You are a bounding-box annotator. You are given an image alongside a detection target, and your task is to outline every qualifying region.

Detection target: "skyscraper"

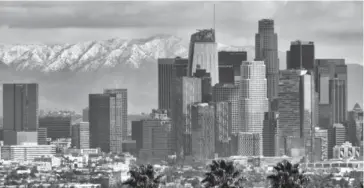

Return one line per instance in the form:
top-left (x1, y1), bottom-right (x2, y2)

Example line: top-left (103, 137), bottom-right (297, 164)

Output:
top-left (82, 107), bottom-right (89, 122)
top-left (277, 70), bottom-right (315, 157)
top-left (158, 57), bottom-right (188, 110)
top-left (263, 111), bottom-right (278, 157)
top-left (171, 77), bottom-right (201, 159)
top-left (193, 68), bottom-right (212, 103)
top-left (214, 101), bottom-right (232, 157)
top-left (188, 29), bottom-right (219, 85)
top-left (240, 61), bottom-right (269, 155)
top-left (71, 122), bottom-right (90, 149)
top-left (104, 89), bottom-right (128, 141)
top-left (89, 93), bottom-right (122, 153)
top-left (218, 51), bottom-right (247, 84)
top-left (329, 78), bottom-right (347, 124)
top-left (191, 103), bottom-right (215, 161)
top-left (286, 40), bottom-right (315, 70)
top-left (255, 19), bottom-right (279, 100)
top-left (39, 115), bottom-right (71, 140)
top-left (328, 123), bottom-right (346, 159)
top-left (3, 83), bottom-right (39, 132)
top-left (212, 84), bottom-right (240, 134)
top-left (237, 132), bottom-right (260, 156)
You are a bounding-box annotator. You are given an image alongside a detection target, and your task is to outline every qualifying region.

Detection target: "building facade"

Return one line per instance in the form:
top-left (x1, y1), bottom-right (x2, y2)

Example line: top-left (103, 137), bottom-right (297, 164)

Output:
top-left (263, 111), bottom-right (278, 157)
top-left (191, 103), bottom-right (215, 161)
top-left (333, 141), bottom-right (361, 160)
top-left (218, 51), bottom-right (247, 84)
top-left (72, 122), bottom-right (90, 149)
top-left (240, 61), bottom-right (268, 155)
top-left (37, 127), bottom-right (47, 145)
top-left (1, 144), bottom-right (56, 161)
top-left (188, 29), bottom-right (219, 85)
top-left (89, 94), bottom-right (122, 153)
top-left (214, 101), bottom-right (232, 157)
top-left (328, 123), bottom-right (346, 159)
top-left (286, 40), bottom-right (315, 71)
top-left (237, 132), bottom-right (260, 156)
top-left (172, 77), bottom-right (202, 159)
top-left (39, 116), bottom-right (71, 140)
top-left (212, 84), bottom-right (240, 134)
top-left (329, 78), bottom-right (347, 124)
top-left (314, 127), bottom-right (328, 161)
top-left (103, 89), bottom-right (127, 141)
top-left (82, 107), bottom-right (89, 122)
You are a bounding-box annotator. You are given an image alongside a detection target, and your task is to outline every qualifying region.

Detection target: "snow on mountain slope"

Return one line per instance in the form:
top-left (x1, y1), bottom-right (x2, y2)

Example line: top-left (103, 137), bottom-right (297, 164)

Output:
top-left (0, 34), bottom-right (247, 72)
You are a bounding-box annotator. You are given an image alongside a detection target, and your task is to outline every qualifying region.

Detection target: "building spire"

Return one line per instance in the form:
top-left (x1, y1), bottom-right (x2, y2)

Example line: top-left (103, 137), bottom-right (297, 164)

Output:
top-left (213, 3), bottom-right (216, 32)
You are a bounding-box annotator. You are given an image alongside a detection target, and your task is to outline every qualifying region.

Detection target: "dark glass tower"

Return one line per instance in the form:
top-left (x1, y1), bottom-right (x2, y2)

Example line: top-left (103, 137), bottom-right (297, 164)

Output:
top-left (218, 51), bottom-right (247, 84)
top-left (286, 40), bottom-right (315, 71)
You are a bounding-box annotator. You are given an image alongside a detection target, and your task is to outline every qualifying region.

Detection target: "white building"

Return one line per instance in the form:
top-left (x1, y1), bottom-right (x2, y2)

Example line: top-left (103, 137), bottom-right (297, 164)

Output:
top-left (1, 143), bottom-right (56, 161)
top-left (333, 141), bottom-right (361, 160)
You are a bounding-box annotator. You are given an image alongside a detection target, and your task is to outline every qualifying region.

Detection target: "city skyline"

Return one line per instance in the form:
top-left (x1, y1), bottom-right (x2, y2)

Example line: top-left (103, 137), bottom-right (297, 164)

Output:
top-left (0, 1), bottom-right (362, 65)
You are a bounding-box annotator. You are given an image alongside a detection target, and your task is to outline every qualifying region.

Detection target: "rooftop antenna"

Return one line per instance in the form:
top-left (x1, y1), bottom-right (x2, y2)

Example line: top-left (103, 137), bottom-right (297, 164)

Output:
top-left (213, 3), bottom-right (216, 31)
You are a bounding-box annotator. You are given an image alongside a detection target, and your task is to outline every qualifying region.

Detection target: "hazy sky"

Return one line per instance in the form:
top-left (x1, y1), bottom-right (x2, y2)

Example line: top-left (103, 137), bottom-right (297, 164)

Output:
top-left (0, 1), bottom-right (363, 64)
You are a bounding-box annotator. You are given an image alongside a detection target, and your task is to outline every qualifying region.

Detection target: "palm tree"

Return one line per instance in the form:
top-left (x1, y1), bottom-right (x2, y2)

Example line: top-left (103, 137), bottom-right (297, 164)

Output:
top-left (306, 173), bottom-right (334, 188)
top-left (122, 164), bottom-right (164, 188)
top-left (267, 160), bottom-right (309, 188)
top-left (201, 159), bottom-right (245, 188)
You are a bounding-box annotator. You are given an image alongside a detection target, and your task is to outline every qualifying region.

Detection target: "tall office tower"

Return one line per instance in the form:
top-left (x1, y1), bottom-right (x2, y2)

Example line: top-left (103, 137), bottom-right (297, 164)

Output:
top-left (158, 57), bottom-right (188, 110)
top-left (347, 103), bottom-right (363, 146)
top-left (171, 77), bottom-right (201, 159)
top-left (37, 127), bottom-right (47, 145)
top-left (71, 122), bottom-right (90, 149)
top-left (314, 59), bottom-right (347, 128)
top-left (139, 110), bottom-right (173, 162)
top-left (237, 132), bottom-right (260, 156)
top-left (328, 123), bottom-right (346, 159)
top-left (89, 93), bottom-right (122, 153)
top-left (240, 61), bottom-right (268, 155)
top-left (214, 101), bottom-right (232, 157)
top-left (3, 84), bottom-right (39, 144)
top-left (39, 115), bottom-right (71, 140)
top-left (158, 58), bottom-right (175, 110)
top-left (278, 70), bottom-right (316, 158)
top-left (218, 51), bottom-right (247, 84)
top-left (314, 127), bottom-right (328, 161)
top-left (191, 103), bottom-right (215, 161)
top-left (193, 68), bottom-right (212, 103)
top-left (329, 78), bottom-right (347, 124)
top-left (188, 29), bottom-right (219, 85)
top-left (286, 40), bottom-right (315, 70)
top-left (103, 89), bottom-right (127, 141)
top-left (82, 107), bottom-right (89, 122)
top-left (255, 19), bottom-right (279, 100)
top-left (212, 84), bottom-right (240, 133)
top-left (263, 111), bottom-right (278, 157)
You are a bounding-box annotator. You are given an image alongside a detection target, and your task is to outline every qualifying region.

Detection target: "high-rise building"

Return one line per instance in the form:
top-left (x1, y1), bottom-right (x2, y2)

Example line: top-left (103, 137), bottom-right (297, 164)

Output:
top-left (131, 120), bottom-right (143, 154)
top-left (194, 68), bottom-right (212, 103)
top-left (255, 19), bottom-right (279, 100)
top-left (71, 122), bottom-right (90, 149)
top-left (240, 61), bottom-right (268, 155)
top-left (103, 89), bottom-right (128, 141)
top-left (188, 29), bottom-right (219, 85)
top-left (314, 127), bottom-right (328, 161)
top-left (37, 127), bottom-right (47, 145)
top-left (172, 77), bottom-right (201, 159)
top-left (329, 78), bottom-right (347, 124)
top-left (3, 83), bottom-right (39, 145)
top-left (212, 84), bottom-right (240, 134)
top-left (286, 40), bottom-right (315, 71)
top-left (263, 111), bottom-right (278, 157)
top-left (82, 107), bottom-right (89, 122)
top-left (277, 70), bottom-right (316, 158)
top-left (328, 123), bottom-right (346, 159)
top-left (39, 115), bottom-right (71, 140)
top-left (139, 110), bottom-right (173, 162)
top-left (158, 57), bottom-right (188, 110)
top-left (89, 93), bottom-right (122, 153)
top-left (237, 132), bottom-right (260, 156)
top-left (218, 51), bottom-right (247, 84)
top-left (347, 103), bottom-right (363, 146)
top-left (191, 103), bottom-right (215, 161)
top-left (214, 101), bottom-right (232, 157)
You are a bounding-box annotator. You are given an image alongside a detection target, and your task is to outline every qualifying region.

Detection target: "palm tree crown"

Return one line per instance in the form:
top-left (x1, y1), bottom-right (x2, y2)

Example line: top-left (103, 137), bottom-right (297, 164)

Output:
top-left (267, 160), bottom-right (308, 188)
top-left (201, 159), bottom-right (244, 188)
top-left (123, 164), bottom-right (164, 188)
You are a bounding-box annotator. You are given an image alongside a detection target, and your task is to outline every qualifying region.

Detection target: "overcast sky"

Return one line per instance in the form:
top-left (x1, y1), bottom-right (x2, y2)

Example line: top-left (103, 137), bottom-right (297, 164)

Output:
top-left (0, 1), bottom-right (362, 64)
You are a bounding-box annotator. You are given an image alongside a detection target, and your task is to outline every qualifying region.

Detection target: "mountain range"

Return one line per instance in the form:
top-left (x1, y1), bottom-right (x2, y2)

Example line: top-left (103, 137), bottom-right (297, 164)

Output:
top-left (0, 34), bottom-right (362, 114)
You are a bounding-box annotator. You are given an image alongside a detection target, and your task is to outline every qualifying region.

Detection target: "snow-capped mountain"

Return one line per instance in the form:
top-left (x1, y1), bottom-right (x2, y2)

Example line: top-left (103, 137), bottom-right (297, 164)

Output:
top-left (0, 34), bottom-right (251, 72)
